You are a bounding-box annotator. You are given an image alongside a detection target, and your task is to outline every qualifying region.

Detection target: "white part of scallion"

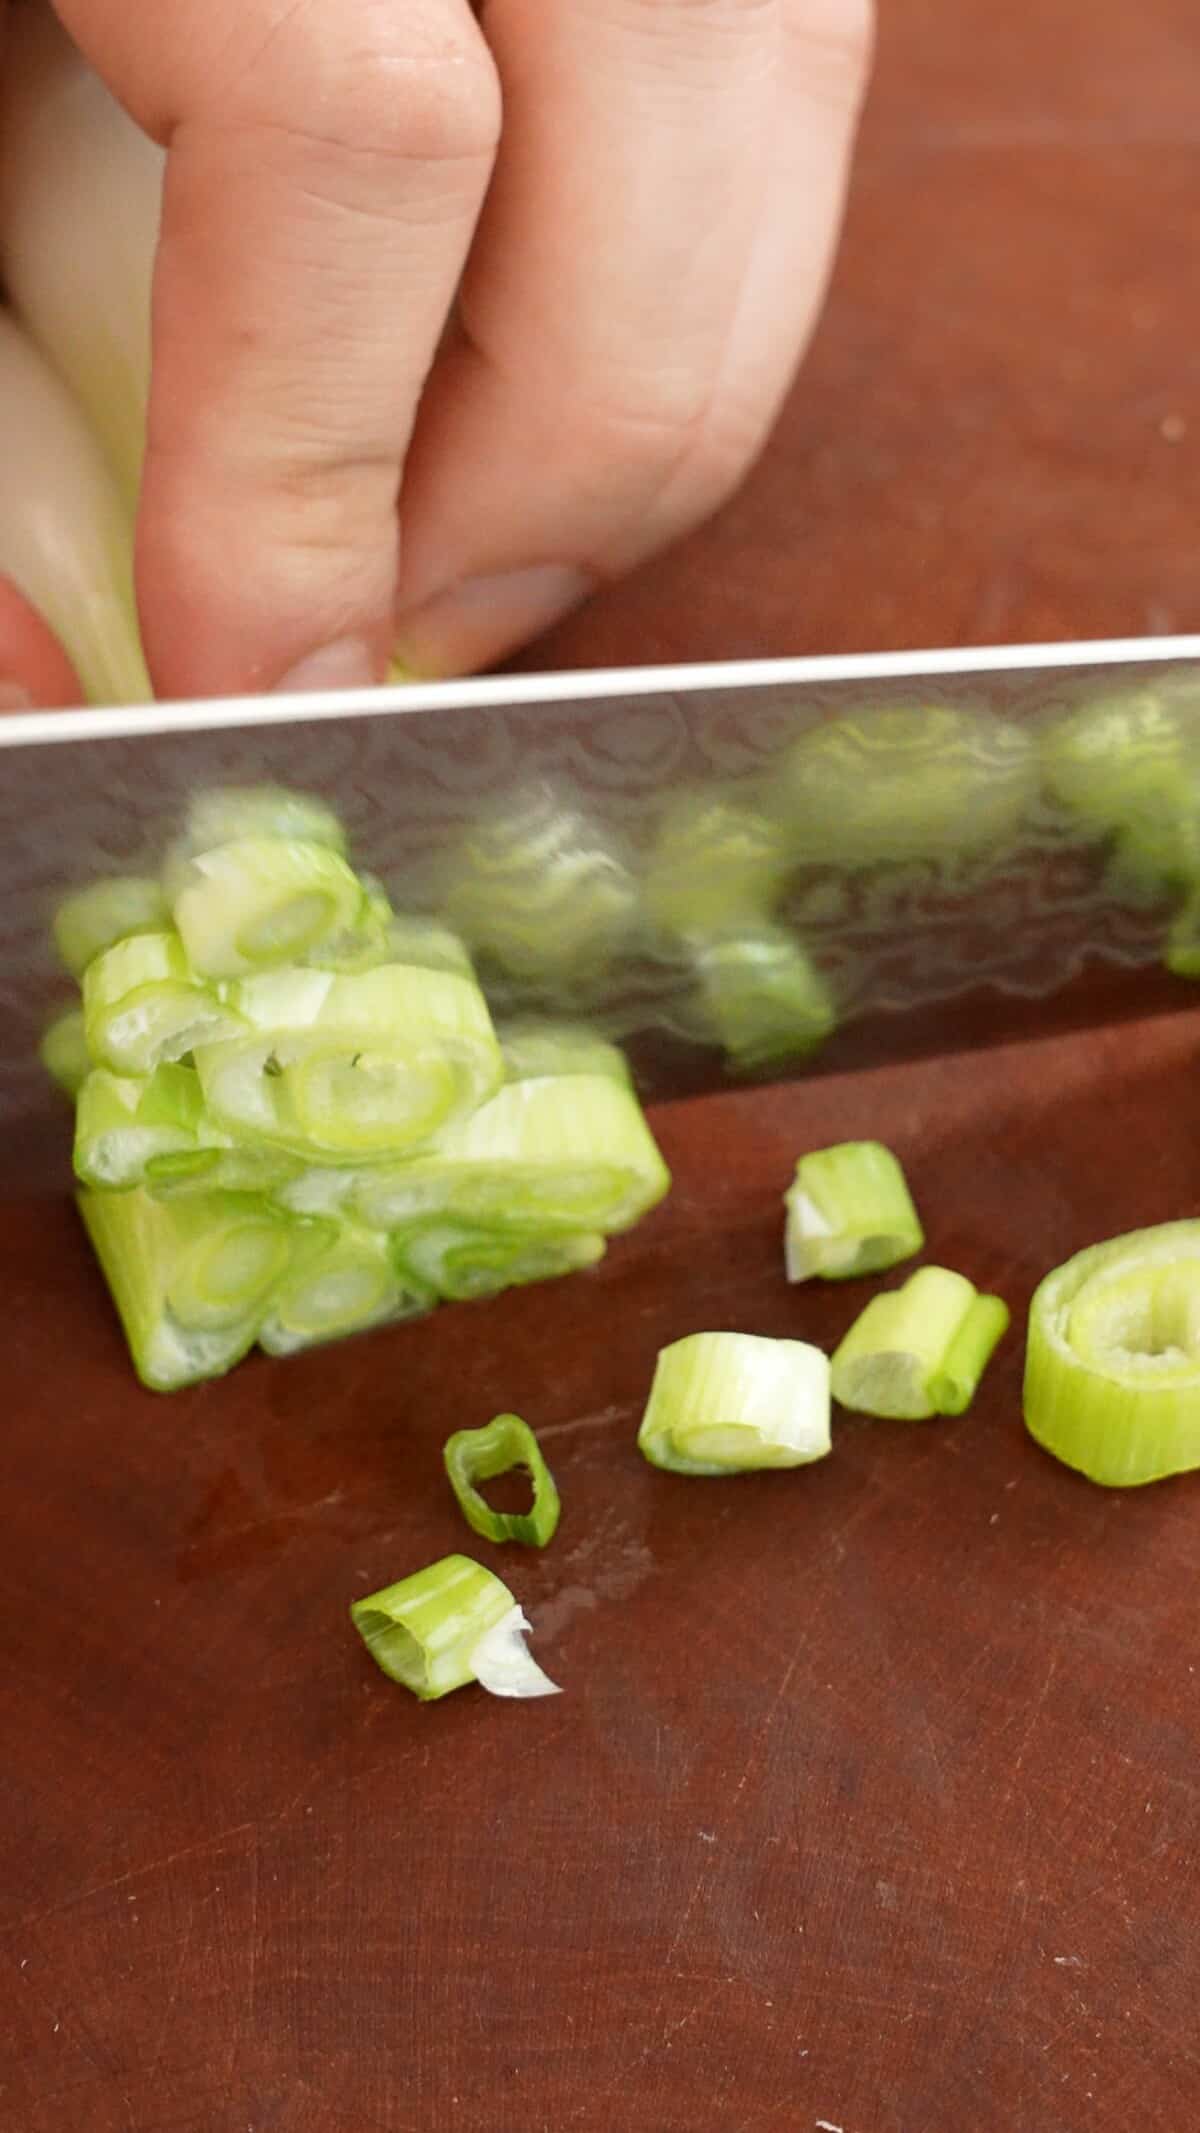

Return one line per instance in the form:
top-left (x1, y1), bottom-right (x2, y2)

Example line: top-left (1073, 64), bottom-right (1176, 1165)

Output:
top-left (0, 7), bottom-right (160, 515)
top-left (470, 1607), bottom-right (561, 1699)
top-left (638, 1331), bottom-right (832, 1475)
top-left (0, 312), bottom-right (149, 705)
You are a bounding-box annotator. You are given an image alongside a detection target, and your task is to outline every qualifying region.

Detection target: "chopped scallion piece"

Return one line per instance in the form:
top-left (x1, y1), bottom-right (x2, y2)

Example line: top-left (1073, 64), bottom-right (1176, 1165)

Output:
top-left (354, 1073), bottom-right (668, 1236)
top-left (162, 786), bottom-right (348, 902)
top-left (642, 788), bottom-right (790, 938)
top-left (259, 1221), bottom-right (429, 1356)
top-left (39, 1006), bottom-right (90, 1097)
top-left (687, 924), bottom-right (836, 1072)
top-left (78, 1186), bottom-right (311, 1391)
top-left (52, 875), bottom-right (168, 978)
top-left (831, 1265), bottom-right (1009, 1420)
top-left (443, 1414), bottom-right (561, 1547)
top-left (170, 837), bottom-right (372, 980)
top-left (194, 962), bottom-right (502, 1159)
top-left (1024, 1222), bottom-right (1200, 1485)
top-left (785, 1140), bottom-right (923, 1282)
top-left (82, 930), bottom-right (245, 1075)
top-left (391, 1218), bottom-right (605, 1303)
top-left (638, 1331), bottom-right (831, 1475)
top-left (350, 1554), bottom-right (559, 1701)
top-left (500, 1020), bottom-right (633, 1088)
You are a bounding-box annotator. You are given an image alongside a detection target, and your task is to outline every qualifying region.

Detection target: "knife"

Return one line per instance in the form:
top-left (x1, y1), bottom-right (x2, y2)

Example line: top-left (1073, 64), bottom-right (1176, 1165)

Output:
top-left (4, 634), bottom-right (1199, 1198)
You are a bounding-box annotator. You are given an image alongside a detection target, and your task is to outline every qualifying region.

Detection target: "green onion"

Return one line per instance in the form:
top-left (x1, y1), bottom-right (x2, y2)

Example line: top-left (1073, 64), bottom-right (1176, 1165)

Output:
top-left (0, 310), bottom-right (148, 705)
top-left (170, 836), bottom-right (373, 980)
top-left (1024, 1222), bottom-right (1200, 1485)
top-left (687, 924), bottom-right (837, 1072)
top-left (442, 785), bottom-right (637, 990)
top-left (638, 1331), bottom-right (831, 1475)
top-left (499, 1020), bottom-right (633, 1088)
top-left (785, 1141), bottom-right (923, 1282)
top-left (443, 1414), bottom-right (561, 1547)
top-left (259, 1222), bottom-right (429, 1356)
top-left (391, 1219), bottom-right (605, 1303)
top-left (194, 961), bottom-right (502, 1159)
top-left (0, 7), bottom-right (159, 515)
top-left (641, 788), bottom-right (790, 939)
top-left (162, 785), bottom-right (348, 900)
top-left (82, 930), bottom-right (245, 1075)
top-left (52, 875), bottom-right (168, 979)
top-left (73, 1062), bottom-right (296, 1195)
top-left (832, 1266), bottom-right (1010, 1420)
top-left (78, 1186), bottom-right (309, 1391)
top-left (382, 915), bottom-right (475, 980)
top-left (39, 1007), bottom-right (90, 1098)
top-left (350, 1554), bottom-right (559, 1700)
top-left (354, 1073), bottom-right (669, 1236)
top-left (778, 705), bottom-right (1033, 872)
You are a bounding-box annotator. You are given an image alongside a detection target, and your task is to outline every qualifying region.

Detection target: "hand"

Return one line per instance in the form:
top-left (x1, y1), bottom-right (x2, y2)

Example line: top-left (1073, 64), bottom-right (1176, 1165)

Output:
top-left (0, 0), bottom-right (873, 708)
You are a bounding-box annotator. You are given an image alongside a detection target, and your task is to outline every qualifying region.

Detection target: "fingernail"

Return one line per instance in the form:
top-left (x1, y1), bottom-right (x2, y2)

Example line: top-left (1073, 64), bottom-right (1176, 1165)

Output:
top-left (394, 566), bottom-right (594, 677)
top-left (0, 681), bottom-right (33, 712)
top-left (273, 638), bottom-right (379, 694)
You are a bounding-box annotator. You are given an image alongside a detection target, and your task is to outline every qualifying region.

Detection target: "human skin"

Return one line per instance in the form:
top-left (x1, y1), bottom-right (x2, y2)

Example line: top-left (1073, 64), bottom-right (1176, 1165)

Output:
top-left (0, 0), bottom-right (874, 707)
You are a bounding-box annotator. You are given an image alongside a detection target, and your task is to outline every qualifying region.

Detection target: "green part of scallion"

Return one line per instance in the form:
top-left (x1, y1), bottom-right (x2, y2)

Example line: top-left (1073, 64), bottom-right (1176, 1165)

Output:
top-left (641, 788), bottom-right (791, 940)
top-left (638, 1330), bottom-right (832, 1475)
top-left (163, 787), bottom-right (347, 896)
top-left (39, 1006), bottom-right (91, 1098)
top-left (74, 1062), bottom-right (299, 1195)
top-left (442, 786), bottom-right (637, 990)
top-left (831, 1265), bottom-right (1010, 1420)
top-left (778, 704), bottom-right (1034, 873)
top-left (688, 924), bottom-right (837, 1072)
top-left (391, 1218), bottom-right (605, 1304)
top-left (1024, 1222), bottom-right (1200, 1486)
top-left (170, 836), bottom-right (372, 981)
top-left (354, 1073), bottom-right (668, 1237)
top-left (82, 930), bottom-right (245, 1076)
top-left (1039, 684), bottom-right (1200, 881)
top-left (52, 874), bottom-right (168, 978)
top-left (193, 961), bottom-right (503, 1161)
top-left (382, 914), bottom-right (475, 980)
top-left (259, 1221), bottom-right (430, 1357)
top-left (78, 1185), bottom-right (316, 1392)
top-left (443, 1414), bottom-right (561, 1548)
top-left (350, 1554), bottom-right (559, 1701)
top-left (785, 1140), bottom-right (924, 1283)
top-left (500, 1020), bottom-right (633, 1089)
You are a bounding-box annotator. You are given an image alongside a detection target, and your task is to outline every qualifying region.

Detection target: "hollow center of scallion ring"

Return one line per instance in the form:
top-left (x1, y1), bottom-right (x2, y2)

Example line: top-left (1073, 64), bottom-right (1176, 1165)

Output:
top-left (1068, 1260), bottom-right (1200, 1372)
top-left (172, 1224), bottom-right (292, 1328)
top-left (356, 1614), bottom-right (427, 1694)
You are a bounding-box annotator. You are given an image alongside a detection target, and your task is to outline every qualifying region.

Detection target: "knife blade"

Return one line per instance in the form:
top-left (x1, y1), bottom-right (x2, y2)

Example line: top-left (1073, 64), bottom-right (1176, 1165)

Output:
top-left (4, 635), bottom-right (1199, 1197)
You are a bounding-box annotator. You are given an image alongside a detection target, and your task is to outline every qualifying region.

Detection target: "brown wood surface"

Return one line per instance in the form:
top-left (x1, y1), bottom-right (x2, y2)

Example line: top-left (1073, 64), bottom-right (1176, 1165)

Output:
top-left (6, 3), bottom-right (1200, 2129)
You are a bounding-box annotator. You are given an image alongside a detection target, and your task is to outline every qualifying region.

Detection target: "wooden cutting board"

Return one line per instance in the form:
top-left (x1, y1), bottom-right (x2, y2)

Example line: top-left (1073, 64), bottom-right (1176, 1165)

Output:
top-left (5, 0), bottom-right (1200, 2127)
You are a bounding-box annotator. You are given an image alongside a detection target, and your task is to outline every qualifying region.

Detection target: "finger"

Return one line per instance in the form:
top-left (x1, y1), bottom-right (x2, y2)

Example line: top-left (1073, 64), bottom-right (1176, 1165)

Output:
top-left (0, 576), bottom-right (84, 708)
top-left (393, 0), bottom-right (873, 676)
top-left (56, 0), bottom-right (500, 699)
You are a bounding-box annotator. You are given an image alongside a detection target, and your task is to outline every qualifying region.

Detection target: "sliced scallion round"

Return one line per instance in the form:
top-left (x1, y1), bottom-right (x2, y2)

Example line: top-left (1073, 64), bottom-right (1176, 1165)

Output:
top-left (443, 1414), bottom-right (561, 1547)
top-left (1025, 1222), bottom-right (1200, 1485)
top-left (82, 931), bottom-right (245, 1075)
top-left (39, 1006), bottom-right (91, 1098)
top-left (171, 837), bottom-right (371, 980)
top-left (638, 1331), bottom-right (831, 1475)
